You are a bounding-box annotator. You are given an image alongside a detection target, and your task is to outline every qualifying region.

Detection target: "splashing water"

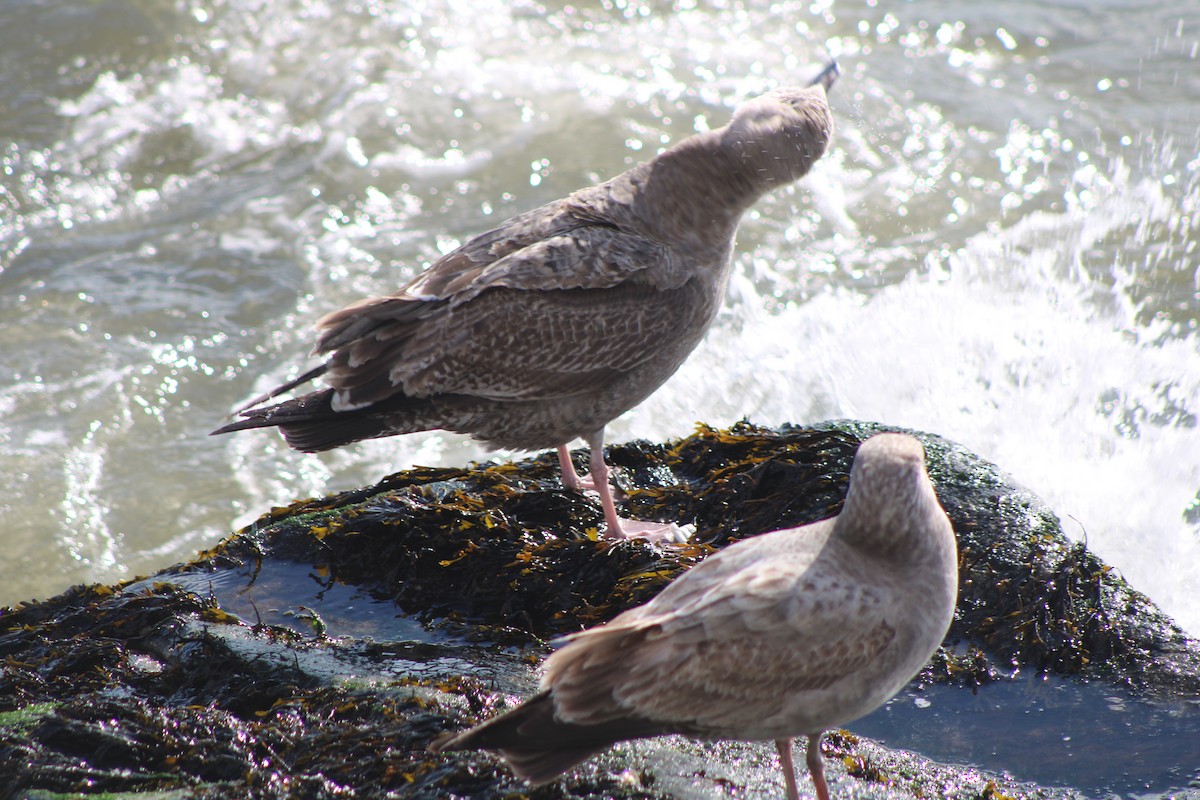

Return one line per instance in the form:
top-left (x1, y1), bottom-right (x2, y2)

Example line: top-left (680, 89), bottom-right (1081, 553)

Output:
top-left (1, 0), bottom-right (1198, 639)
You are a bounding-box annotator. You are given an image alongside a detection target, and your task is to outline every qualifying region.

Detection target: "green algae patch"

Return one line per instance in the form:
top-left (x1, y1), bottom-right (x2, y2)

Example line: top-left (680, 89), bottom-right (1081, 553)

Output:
top-left (20, 792), bottom-right (194, 800)
top-left (0, 702), bottom-right (59, 734)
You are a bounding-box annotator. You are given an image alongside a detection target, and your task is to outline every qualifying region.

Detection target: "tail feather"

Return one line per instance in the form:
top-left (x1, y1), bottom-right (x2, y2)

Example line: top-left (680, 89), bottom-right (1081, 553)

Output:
top-left (232, 363), bottom-right (329, 415)
top-left (500, 744), bottom-right (610, 786)
top-left (211, 385), bottom-right (443, 453)
top-left (430, 691), bottom-right (669, 785)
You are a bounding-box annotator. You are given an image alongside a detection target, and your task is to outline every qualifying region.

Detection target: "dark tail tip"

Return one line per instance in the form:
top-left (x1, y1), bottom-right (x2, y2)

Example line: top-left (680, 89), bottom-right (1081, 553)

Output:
top-left (209, 416), bottom-right (266, 437)
top-left (428, 730), bottom-right (462, 754)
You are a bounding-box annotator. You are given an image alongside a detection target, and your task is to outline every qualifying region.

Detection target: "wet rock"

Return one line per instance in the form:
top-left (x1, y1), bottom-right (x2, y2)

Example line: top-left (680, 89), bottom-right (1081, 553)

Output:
top-left (1, 421), bottom-right (1198, 799)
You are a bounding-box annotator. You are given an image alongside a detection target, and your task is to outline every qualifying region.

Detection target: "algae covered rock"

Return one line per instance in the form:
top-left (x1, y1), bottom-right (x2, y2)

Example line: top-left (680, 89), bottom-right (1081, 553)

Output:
top-left (1, 422), bottom-right (1198, 799)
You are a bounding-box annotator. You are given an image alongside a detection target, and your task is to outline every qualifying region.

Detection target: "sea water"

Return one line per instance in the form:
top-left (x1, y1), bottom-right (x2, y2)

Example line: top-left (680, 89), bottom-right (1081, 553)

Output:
top-left (1, 1), bottom-right (1198, 644)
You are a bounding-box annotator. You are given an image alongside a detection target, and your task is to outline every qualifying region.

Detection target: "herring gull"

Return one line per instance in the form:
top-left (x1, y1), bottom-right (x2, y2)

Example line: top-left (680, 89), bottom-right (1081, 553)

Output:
top-left (212, 63), bottom-right (839, 541)
top-left (430, 432), bottom-right (959, 800)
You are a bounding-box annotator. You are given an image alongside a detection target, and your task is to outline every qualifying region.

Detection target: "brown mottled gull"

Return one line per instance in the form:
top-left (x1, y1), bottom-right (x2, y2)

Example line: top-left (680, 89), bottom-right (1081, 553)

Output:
top-left (211, 63), bottom-right (839, 541)
top-left (430, 433), bottom-right (959, 800)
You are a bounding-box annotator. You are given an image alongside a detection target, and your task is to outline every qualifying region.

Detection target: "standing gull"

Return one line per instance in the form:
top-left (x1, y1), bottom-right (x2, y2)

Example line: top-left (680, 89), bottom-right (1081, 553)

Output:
top-left (430, 433), bottom-right (959, 800)
top-left (211, 63), bottom-right (839, 541)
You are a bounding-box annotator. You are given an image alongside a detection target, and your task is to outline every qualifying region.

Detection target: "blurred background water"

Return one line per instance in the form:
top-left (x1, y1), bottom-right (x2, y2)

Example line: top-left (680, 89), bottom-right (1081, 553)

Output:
top-left (1, 0), bottom-right (1197, 647)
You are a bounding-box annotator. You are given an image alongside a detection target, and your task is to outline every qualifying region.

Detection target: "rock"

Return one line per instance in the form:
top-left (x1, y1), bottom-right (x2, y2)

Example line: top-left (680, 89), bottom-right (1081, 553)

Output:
top-left (1, 421), bottom-right (1197, 799)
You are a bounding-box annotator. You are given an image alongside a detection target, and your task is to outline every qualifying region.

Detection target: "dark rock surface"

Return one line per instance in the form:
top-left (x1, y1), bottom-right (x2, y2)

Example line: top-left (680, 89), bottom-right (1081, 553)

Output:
top-left (2, 421), bottom-right (1198, 799)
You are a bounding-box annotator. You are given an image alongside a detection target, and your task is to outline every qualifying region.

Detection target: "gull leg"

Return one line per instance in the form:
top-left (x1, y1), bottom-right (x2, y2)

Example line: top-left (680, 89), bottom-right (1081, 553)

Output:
top-left (806, 732), bottom-right (829, 800)
top-left (558, 443), bottom-right (619, 496)
top-left (557, 444), bottom-right (584, 491)
top-left (775, 738), bottom-right (801, 800)
top-left (583, 430), bottom-right (688, 543)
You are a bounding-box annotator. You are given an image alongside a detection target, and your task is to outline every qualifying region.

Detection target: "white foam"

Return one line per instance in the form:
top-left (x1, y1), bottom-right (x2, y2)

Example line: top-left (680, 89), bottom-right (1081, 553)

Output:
top-left (619, 202), bottom-right (1200, 636)
top-left (6, 0), bottom-right (1198, 644)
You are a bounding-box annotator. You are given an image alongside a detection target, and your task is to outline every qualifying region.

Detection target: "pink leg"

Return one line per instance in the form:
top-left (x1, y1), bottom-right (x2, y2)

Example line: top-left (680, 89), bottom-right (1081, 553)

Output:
top-left (583, 430), bottom-right (688, 543)
top-left (806, 732), bottom-right (829, 800)
top-left (557, 444), bottom-right (584, 491)
top-left (557, 443), bottom-right (613, 495)
top-left (776, 738), bottom-right (801, 800)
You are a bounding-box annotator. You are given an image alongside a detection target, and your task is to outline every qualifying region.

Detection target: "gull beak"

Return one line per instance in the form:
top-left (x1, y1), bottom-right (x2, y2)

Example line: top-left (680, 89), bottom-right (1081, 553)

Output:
top-left (809, 59), bottom-right (841, 91)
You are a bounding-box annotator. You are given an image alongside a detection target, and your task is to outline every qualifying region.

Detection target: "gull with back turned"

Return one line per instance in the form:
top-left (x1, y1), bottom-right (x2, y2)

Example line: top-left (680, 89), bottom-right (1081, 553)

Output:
top-left (212, 63), bottom-right (839, 541)
top-left (431, 432), bottom-right (959, 800)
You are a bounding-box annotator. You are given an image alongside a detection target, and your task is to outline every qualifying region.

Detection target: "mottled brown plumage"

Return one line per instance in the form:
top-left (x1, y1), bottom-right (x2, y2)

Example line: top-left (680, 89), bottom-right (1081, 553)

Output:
top-left (431, 433), bottom-right (959, 800)
top-left (212, 65), bottom-right (838, 539)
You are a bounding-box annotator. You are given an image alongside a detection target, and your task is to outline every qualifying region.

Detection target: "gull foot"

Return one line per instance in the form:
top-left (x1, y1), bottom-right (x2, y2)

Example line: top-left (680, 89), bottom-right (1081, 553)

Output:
top-left (571, 474), bottom-right (629, 501)
top-left (602, 518), bottom-right (694, 544)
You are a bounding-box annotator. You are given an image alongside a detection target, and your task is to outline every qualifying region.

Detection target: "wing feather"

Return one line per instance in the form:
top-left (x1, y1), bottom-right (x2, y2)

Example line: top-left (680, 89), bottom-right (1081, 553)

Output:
top-left (544, 530), bottom-right (898, 734)
top-left (311, 230), bottom-right (701, 408)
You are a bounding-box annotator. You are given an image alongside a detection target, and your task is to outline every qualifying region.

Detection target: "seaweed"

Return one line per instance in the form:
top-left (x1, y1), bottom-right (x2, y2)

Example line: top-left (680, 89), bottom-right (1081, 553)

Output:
top-left (1, 422), bottom-right (1197, 799)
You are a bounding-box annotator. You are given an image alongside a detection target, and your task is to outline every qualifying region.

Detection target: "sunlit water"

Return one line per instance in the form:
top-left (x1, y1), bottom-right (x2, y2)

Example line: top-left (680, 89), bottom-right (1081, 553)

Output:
top-left (2, 0), bottom-right (1198, 658)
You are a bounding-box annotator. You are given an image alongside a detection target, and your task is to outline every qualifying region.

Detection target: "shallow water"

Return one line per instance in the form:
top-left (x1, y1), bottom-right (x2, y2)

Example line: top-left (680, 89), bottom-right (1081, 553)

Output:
top-left (126, 561), bottom-right (438, 641)
top-left (1, 0), bottom-right (1198, 649)
top-left (859, 676), bottom-right (1200, 796)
